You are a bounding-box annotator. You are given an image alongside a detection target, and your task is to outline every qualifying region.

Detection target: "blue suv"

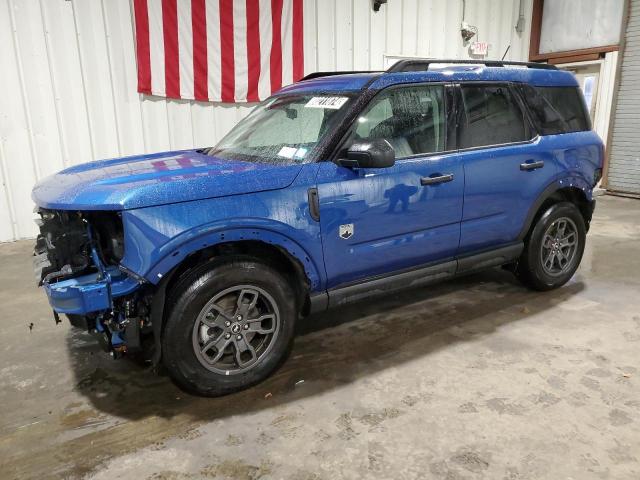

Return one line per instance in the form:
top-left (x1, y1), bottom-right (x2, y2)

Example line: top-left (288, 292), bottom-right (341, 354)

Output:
top-left (32, 60), bottom-right (603, 396)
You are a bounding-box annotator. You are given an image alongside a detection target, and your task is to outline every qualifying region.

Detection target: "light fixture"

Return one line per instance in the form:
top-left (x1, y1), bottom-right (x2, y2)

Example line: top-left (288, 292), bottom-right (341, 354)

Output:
top-left (373, 0), bottom-right (387, 12)
top-left (461, 21), bottom-right (478, 43)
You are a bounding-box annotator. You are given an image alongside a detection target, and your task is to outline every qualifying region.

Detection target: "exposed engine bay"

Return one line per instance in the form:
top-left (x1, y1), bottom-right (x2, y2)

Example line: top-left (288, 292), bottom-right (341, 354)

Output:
top-left (34, 209), bottom-right (152, 359)
top-left (34, 209), bottom-right (125, 284)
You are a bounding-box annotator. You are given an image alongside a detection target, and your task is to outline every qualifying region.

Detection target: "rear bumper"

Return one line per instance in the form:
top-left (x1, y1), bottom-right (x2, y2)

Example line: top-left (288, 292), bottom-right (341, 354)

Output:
top-left (43, 267), bottom-right (139, 315)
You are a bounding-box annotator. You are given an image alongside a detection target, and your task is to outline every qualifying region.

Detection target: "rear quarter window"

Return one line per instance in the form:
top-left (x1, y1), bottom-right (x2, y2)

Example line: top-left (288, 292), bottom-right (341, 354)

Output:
top-left (519, 85), bottom-right (591, 135)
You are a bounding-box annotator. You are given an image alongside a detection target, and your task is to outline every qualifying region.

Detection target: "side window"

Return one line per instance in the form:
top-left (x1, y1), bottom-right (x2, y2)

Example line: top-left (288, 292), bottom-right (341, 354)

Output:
top-left (519, 85), bottom-right (591, 135)
top-left (349, 85), bottom-right (446, 159)
top-left (459, 85), bottom-right (532, 149)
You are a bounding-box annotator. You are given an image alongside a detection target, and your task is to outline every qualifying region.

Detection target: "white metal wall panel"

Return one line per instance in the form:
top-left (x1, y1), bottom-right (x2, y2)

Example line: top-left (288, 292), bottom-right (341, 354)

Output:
top-left (0, 0), bottom-right (41, 240)
top-left (608, 0), bottom-right (640, 194)
top-left (0, 0), bottom-right (533, 241)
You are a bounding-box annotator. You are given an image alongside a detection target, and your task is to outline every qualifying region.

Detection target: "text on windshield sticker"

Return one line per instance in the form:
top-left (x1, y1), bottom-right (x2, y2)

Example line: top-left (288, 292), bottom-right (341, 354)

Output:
top-left (305, 96), bottom-right (349, 109)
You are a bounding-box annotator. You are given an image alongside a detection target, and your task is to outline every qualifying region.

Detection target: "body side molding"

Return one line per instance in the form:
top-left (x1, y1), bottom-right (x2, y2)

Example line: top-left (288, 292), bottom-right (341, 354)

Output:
top-left (316, 242), bottom-right (523, 312)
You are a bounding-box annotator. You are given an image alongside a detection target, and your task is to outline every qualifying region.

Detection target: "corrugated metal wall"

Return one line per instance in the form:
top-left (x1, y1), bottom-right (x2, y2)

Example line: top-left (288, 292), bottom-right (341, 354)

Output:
top-left (607, 0), bottom-right (640, 194)
top-left (0, 0), bottom-right (532, 241)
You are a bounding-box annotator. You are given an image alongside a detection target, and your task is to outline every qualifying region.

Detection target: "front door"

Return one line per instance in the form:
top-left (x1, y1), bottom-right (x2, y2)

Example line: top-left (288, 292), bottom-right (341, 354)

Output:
top-left (316, 83), bottom-right (464, 290)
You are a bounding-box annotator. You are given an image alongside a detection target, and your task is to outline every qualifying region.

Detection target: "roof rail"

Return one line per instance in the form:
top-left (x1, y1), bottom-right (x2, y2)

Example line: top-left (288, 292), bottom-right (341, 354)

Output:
top-left (386, 59), bottom-right (557, 73)
top-left (299, 60), bottom-right (555, 82)
top-left (301, 70), bottom-right (381, 81)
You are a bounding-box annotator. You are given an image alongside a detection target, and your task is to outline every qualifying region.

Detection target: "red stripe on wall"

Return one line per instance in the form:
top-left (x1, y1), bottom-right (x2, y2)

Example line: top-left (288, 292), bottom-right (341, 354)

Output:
top-left (162, 0), bottom-right (180, 98)
top-left (133, 0), bottom-right (152, 94)
top-left (246, 0), bottom-right (261, 102)
top-left (219, 0), bottom-right (235, 102)
top-left (192, 0), bottom-right (208, 100)
top-left (270, 0), bottom-right (283, 93)
top-left (292, 0), bottom-right (304, 81)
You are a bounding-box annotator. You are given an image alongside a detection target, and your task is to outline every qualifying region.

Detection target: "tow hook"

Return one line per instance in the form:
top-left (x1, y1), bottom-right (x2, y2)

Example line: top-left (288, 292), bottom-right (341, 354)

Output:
top-left (94, 310), bottom-right (142, 358)
top-left (95, 313), bottom-right (126, 357)
top-left (95, 327), bottom-right (128, 359)
top-left (110, 328), bottom-right (127, 359)
top-left (111, 345), bottom-right (127, 359)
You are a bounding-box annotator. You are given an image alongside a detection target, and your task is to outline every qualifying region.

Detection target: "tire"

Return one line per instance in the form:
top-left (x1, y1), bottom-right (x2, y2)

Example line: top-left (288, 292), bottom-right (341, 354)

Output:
top-left (162, 256), bottom-right (297, 397)
top-left (516, 202), bottom-right (586, 291)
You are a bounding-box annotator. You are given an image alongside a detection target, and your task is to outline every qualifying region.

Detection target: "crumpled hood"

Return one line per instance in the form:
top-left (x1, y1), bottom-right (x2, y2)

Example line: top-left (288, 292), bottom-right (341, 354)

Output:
top-left (32, 150), bottom-right (303, 210)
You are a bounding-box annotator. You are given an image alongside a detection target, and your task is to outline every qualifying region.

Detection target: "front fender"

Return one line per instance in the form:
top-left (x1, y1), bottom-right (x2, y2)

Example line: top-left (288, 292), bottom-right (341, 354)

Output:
top-left (121, 210), bottom-right (324, 291)
top-left (156, 224), bottom-right (322, 290)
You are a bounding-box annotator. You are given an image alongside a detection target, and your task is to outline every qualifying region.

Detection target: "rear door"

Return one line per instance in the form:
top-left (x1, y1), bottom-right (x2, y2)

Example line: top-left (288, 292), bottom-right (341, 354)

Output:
top-left (456, 83), bottom-right (557, 254)
top-left (316, 83), bottom-right (464, 289)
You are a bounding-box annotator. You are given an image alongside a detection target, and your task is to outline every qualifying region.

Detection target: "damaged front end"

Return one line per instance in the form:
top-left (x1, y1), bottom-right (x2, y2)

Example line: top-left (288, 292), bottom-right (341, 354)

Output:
top-left (34, 209), bottom-right (150, 358)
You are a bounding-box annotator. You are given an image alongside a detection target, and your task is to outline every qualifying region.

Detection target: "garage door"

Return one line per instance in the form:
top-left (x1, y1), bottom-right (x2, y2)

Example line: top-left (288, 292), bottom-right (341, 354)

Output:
top-left (608, 0), bottom-right (640, 194)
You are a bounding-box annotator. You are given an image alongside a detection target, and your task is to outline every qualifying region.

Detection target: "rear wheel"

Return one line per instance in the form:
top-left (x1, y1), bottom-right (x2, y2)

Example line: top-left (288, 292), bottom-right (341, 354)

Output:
top-left (162, 256), bottom-right (296, 396)
top-left (517, 202), bottom-right (586, 291)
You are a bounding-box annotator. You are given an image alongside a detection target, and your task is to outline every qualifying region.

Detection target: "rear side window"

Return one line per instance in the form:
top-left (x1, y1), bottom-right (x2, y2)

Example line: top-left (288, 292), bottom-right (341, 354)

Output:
top-left (519, 85), bottom-right (591, 135)
top-left (459, 85), bottom-right (532, 149)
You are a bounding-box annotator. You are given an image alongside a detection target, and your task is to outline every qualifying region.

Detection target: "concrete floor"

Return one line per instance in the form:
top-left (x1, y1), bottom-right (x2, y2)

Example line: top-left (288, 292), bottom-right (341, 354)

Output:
top-left (0, 195), bottom-right (639, 480)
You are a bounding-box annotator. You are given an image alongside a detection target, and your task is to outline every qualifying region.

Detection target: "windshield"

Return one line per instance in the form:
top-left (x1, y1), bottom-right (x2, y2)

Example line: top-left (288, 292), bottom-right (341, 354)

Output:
top-left (208, 94), bottom-right (353, 165)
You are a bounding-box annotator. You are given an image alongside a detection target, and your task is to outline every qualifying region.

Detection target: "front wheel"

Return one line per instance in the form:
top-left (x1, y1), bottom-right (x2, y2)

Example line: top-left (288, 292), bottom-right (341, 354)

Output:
top-left (517, 202), bottom-right (586, 291)
top-left (162, 256), bottom-right (296, 396)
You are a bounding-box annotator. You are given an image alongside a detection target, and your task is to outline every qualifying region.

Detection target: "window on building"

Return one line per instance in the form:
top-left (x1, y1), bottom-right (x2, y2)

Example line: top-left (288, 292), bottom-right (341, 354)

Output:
top-left (459, 85), bottom-right (532, 149)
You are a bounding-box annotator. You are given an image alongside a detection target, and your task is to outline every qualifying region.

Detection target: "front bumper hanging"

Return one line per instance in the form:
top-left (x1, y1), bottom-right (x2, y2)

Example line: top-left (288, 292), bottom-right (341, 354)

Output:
top-left (35, 221), bottom-right (140, 316)
top-left (43, 266), bottom-right (139, 315)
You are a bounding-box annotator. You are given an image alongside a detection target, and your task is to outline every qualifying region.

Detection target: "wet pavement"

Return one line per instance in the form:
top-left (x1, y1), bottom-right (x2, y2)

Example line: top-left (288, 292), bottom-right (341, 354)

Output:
top-left (0, 195), bottom-right (639, 479)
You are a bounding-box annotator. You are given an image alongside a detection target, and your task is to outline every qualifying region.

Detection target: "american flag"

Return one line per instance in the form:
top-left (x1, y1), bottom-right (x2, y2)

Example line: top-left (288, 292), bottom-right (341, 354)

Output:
top-left (133, 0), bottom-right (304, 103)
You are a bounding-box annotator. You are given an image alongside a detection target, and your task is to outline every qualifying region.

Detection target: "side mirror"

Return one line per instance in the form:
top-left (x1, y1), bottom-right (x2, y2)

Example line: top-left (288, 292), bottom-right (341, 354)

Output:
top-left (338, 139), bottom-right (395, 169)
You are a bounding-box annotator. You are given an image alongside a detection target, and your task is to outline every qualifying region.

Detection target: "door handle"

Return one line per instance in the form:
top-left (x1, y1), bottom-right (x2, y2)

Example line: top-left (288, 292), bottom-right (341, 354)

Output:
top-left (421, 173), bottom-right (454, 186)
top-left (520, 160), bottom-right (544, 171)
top-left (307, 188), bottom-right (320, 222)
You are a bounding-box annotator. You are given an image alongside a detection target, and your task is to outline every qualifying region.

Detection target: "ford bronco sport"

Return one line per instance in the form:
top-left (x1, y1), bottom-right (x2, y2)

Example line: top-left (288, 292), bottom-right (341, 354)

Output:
top-left (32, 60), bottom-right (603, 396)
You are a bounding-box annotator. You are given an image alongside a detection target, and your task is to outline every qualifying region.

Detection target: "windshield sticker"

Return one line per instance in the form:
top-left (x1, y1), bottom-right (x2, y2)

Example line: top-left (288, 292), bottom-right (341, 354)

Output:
top-left (278, 146), bottom-right (298, 158)
top-left (293, 147), bottom-right (308, 159)
top-left (305, 96), bottom-right (349, 109)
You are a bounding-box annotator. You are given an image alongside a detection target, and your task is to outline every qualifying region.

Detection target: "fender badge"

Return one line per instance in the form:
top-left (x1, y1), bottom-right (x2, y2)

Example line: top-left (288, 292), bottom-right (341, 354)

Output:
top-left (339, 224), bottom-right (354, 240)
